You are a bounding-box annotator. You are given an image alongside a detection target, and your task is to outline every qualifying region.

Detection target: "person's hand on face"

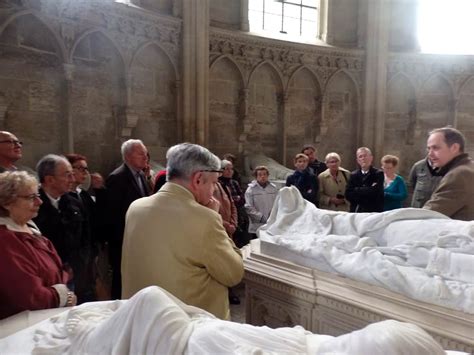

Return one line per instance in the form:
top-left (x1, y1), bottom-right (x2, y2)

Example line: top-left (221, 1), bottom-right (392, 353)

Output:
top-left (204, 196), bottom-right (220, 212)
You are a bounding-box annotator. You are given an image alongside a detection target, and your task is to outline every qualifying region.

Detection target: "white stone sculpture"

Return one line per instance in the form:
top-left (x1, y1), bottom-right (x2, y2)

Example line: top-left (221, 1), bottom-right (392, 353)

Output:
top-left (0, 286), bottom-right (448, 355)
top-left (243, 153), bottom-right (293, 186)
top-left (258, 186), bottom-right (474, 314)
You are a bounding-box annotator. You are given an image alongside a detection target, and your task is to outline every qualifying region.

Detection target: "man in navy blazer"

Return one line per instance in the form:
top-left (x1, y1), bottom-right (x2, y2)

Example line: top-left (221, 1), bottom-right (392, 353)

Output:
top-left (105, 139), bottom-right (150, 299)
top-left (345, 147), bottom-right (384, 213)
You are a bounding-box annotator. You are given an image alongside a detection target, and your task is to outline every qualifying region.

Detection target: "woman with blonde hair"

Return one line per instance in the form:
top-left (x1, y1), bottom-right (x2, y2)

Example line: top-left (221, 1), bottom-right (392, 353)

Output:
top-left (318, 152), bottom-right (351, 211)
top-left (0, 171), bottom-right (76, 319)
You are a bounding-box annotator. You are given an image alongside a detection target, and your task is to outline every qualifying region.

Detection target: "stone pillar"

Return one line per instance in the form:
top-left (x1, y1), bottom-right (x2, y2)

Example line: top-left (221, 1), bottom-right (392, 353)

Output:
top-left (281, 92), bottom-right (290, 166)
top-left (62, 64), bottom-right (75, 153)
top-left (240, 0), bottom-right (249, 32)
top-left (175, 80), bottom-right (183, 141)
top-left (238, 88), bottom-right (249, 155)
top-left (182, 0), bottom-right (209, 145)
top-left (361, 0), bottom-right (390, 158)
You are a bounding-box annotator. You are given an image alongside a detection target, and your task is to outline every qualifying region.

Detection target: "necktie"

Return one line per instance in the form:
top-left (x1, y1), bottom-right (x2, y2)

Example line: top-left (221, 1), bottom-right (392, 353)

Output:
top-left (136, 171), bottom-right (146, 196)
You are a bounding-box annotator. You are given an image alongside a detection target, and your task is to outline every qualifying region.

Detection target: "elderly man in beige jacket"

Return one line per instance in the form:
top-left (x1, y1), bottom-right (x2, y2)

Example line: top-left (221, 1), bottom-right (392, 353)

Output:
top-left (121, 143), bottom-right (244, 320)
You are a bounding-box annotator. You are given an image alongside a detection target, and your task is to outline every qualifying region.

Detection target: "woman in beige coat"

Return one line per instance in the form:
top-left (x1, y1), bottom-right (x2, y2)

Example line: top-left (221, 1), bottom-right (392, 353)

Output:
top-left (318, 152), bottom-right (351, 211)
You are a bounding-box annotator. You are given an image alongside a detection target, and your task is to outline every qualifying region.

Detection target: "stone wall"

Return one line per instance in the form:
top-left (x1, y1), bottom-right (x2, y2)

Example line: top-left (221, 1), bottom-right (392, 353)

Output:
top-left (0, 0), bottom-right (181, 174)
top-left (0, 0), bottom-right (473, 179)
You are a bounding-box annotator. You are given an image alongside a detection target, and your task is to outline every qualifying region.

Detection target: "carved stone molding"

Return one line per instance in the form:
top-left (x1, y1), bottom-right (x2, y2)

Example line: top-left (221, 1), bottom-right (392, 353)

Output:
top-left (210, 28), bottom-right (364, 89)
top-left (13, 0), bottom-right (182, 66)
top-left (388, 53), bottom-right (474, 93)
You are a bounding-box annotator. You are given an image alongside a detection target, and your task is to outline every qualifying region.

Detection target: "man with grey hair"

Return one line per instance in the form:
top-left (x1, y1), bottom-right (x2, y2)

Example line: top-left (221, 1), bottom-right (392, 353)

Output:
top-left (122, 143), bottom-right (244, 319)
top-left (0, 131), bottom-right (23, 173)
top-left (105, 139), bottom-right (150, 299)
top-left (345, 147), bottom-right (384, 212)
top-left (423, 127), bottom-right (474, 220)
top-left (33, 154), bottom-right (95, 303)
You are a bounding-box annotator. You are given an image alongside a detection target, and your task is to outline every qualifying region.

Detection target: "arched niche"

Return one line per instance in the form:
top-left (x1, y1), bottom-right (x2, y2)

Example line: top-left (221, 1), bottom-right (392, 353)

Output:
top-left (321, 70), bottom-right (359, 170)
top-left (71, 31), bottom-right (126, 173)
top-left (419, 75), bottom-right (454, 129)
top-left (247, 62), bottom-right (284, 162)
top-left (130, 43), bottom-right (177, 162)
top-left (286, 67), bottom-right (322, 160)
top-left (384, 73), bottom-right (417, 176)
top-left (457, 76), bottom-right (474, 156)
top-left (208, 56), bottom-right (244, 158)
top-left (0, 13), bottom-right (64, 168)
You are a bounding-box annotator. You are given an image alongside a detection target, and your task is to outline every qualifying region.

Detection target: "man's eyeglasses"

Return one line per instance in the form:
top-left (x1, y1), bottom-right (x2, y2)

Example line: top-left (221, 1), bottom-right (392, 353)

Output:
top-left (73, 166), bottom-right (89, 173)
top-left (17, 193), bottom-right (41, 201)
top-left (0, 140), bottom-right (23, 146)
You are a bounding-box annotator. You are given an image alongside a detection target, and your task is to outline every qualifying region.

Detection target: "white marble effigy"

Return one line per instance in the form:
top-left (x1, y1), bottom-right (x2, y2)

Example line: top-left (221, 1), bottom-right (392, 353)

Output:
top-left (243, 187), bottom-right (474, 352)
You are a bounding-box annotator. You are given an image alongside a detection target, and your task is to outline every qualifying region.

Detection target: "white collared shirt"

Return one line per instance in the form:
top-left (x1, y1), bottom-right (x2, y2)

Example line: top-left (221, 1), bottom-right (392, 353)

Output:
top-left (45, 191), bottom-right (61, 210)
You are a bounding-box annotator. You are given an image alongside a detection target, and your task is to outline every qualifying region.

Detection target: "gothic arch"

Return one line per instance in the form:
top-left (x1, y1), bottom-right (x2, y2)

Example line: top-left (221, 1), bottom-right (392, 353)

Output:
top-left (69, 28), bottom-right (125, 67)
top-left (210, 55), bottom-right (245, 88)
top-left (248, 61), bottom-right (284, 92)
top-left (0, 10), bottom-right (67, 61)
top-left (208, 55), bottom-right (246, 156)
top-left (285, 66), bottom-right (323, 158)
top-left (387, 72), bottom-right (417, 94)
top-left (131, 41), bottom-right (178, 80)
top-left (286, 65), bottom-right (322, 93)
top-left (458, 75), bottom-right (474, 97)
top-left (321, 69), bottom-right (360, 169)
top-left (129, 40), bottom-right (179, 150)
top-left (325, 69), bottom-right (361, 101)
top-left (420, 73), bottom-right (455, 97)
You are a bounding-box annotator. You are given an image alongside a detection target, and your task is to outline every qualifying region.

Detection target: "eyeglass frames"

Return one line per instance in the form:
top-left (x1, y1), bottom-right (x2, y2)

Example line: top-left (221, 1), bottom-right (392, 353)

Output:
top-left (17, 193), bottom-right (41, 201)
top-left (0, 139), bottom-right (23, 146)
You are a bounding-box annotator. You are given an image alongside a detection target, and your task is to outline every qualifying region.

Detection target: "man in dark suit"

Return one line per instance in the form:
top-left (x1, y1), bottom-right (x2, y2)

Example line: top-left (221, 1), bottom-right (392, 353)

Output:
top-left (105, 139), bottom-right (150, 299)
top-left (34, 154), bottom-right (95, 303)
top-left (345, 147), bottom-right (384, 212)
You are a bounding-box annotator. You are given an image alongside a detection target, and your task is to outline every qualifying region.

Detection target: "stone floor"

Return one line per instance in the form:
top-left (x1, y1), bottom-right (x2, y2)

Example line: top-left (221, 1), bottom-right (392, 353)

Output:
top-left (230, 282), bottom-right (246, 323)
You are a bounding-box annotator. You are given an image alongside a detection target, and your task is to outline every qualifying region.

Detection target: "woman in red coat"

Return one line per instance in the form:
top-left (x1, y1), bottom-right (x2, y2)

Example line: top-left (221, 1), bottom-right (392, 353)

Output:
top-left (0, 171), bottom-right (77, 320)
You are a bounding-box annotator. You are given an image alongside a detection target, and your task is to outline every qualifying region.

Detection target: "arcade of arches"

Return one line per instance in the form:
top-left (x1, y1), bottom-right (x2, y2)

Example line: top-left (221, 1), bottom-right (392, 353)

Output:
top-left (1, 0), bottom-right (473, 178)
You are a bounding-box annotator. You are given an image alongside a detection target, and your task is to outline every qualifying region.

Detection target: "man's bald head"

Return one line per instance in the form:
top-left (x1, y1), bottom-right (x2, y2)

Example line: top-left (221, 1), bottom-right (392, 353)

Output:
top-left (0, 131), bottom-right (22, 170)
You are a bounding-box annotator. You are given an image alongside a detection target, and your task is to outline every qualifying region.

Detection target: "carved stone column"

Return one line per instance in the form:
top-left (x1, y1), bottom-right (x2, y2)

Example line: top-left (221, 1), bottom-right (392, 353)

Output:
top-left (182, 0), bottom-right (209, 145)
top-left (280, 92), bottom-right (290, 166)
top-left (238, 88), bottom-right (250, 155)
top-left (174, 80), bottom-right (183, 141)
top-left (361, 0), bottom-right (390, 158)
top-left (240, 0), bottom-right (249, 32)
top-left (62, 64), bottom-right (75, 153)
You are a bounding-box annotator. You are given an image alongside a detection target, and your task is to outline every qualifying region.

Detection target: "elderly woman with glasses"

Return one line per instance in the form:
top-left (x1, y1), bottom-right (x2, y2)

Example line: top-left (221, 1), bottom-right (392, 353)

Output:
top-left (0, 171), bottom-right (76, 320)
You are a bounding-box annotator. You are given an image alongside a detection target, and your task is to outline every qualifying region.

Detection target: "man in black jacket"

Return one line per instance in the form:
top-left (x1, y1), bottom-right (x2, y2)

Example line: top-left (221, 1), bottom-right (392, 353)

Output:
top-left (105, 139), bottom-right (150, 299)
top-left (345, 147), bottom-right (384, 213)
top-left (34, 154), bottom-right (95, 303)
top-left (302, 144), bottom-right (327, 176)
